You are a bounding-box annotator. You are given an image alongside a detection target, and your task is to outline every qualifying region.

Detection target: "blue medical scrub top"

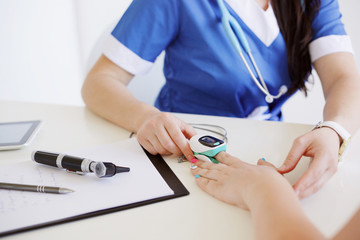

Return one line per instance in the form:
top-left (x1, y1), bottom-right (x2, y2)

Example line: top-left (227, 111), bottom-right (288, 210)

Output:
top-left (106, 0), bottom-right (348, 121)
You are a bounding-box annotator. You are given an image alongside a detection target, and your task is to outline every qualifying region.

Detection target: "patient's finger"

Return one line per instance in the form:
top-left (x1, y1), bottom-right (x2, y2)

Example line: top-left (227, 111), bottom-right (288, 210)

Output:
top-left (215, 151), bottom-right (244, 166)
top-left (191, 168), bottom-right (220, 181)
top-left (257, 158), bottom-right (277, 169)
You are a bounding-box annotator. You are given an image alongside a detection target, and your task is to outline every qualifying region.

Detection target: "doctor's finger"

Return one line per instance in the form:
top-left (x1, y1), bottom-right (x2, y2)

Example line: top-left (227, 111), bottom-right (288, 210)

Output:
top-left (296, 167), bottom-right (335, 198)
top-left (164, 120), bottom-right (194, 160)
top-left (181, 121), bottom-right (197, 140)
top-left (149, 133), bottom-right (173, 155)
top-left (278, 136), bottom-right (310, 174)
top-left (155, 126), bottom-right (182, 156)
top-left (139, 132), bottom-right (171, 155)
top-left (293, 154), bottom-right (336, 197)
top-left (138, 138), bottom-right (162, 156)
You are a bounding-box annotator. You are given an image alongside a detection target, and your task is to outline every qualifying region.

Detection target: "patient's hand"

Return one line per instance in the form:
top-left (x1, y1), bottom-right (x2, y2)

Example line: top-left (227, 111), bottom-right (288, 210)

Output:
top-left (190, 151), bottom-right (292, 210)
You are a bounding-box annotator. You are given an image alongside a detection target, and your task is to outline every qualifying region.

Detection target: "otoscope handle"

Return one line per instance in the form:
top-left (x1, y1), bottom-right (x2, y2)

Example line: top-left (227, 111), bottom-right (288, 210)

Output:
top-left (32, 151), bottom-right (93, 172)
top-left (32, 151), bottom-right (130, 178)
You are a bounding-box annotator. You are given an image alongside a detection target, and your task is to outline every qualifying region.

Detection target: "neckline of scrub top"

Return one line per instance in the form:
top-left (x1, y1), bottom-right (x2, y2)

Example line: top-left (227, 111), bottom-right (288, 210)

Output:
top-left (225, 0), bottom-right (280, 47)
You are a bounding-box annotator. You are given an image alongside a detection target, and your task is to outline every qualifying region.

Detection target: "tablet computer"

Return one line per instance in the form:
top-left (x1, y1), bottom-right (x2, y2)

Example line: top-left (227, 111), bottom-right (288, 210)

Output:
top-left (0, 120), bottom-right (41, 150)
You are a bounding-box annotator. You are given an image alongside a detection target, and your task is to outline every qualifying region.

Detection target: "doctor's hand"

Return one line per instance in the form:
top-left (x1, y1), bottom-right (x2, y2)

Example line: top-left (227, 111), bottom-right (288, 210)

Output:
top-left (276, 127), bottom-right (340, 199)
top-left (136, 112), bottom-right (197, 161)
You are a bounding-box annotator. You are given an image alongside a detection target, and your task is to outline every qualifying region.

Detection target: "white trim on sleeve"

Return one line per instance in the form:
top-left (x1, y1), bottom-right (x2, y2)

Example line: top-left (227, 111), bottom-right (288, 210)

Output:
top-left (309, 35), bottom-right (354, 63)
top-left (102, 34), bottom-right (153, 75)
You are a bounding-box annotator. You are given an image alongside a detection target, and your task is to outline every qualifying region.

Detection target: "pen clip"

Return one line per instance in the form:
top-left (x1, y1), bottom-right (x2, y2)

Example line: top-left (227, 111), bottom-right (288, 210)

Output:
top-left (65, 169), bottom-right (86, 176)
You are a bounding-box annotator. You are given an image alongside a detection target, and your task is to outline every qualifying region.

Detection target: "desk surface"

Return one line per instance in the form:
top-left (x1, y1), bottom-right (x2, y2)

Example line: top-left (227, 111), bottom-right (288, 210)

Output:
top-left (1, 101), bottom-right (360, 240)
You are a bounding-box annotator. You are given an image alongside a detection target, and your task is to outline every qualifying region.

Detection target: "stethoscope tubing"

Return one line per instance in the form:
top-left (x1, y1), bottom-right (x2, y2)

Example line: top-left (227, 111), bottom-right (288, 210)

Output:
top-left (216, 0), bottom-right (287, 103)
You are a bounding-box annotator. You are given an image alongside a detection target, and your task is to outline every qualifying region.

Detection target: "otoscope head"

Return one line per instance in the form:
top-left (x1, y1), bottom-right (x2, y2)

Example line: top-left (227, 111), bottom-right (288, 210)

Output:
top-left (94, 162), bottom-right (117, 178)
top-left (94, 162), bottom-right (130, 178)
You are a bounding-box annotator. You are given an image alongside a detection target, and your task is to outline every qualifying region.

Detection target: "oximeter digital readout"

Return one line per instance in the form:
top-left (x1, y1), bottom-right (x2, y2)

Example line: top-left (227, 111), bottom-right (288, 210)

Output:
top-left (189, 135), bottom-right (227, 163)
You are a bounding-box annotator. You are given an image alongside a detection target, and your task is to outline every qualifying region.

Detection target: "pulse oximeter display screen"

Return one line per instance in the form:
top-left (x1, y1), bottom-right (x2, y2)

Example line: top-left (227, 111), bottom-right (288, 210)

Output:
top-left (198, 135), bottom-right (224, 148)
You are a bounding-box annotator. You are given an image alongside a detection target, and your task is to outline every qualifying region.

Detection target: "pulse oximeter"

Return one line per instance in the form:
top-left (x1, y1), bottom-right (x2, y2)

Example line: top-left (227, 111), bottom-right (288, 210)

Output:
top-left (189, 135), bottom-right (227, 163)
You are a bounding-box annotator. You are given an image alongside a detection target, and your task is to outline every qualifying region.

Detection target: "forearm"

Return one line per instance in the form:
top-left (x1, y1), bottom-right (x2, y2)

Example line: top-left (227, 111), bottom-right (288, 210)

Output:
top-left (314, 53), bottom-right (360, 135)
top-left (322, 74), bottom-right (360, 135)
top-left (82, 72), bottom-right (160, 133)
top-left (247, 174), bottom-right (325, 240)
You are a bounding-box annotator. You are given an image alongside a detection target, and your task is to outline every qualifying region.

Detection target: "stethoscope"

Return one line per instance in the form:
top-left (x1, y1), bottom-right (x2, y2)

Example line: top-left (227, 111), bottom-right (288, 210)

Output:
top-left (216, 0), bottom-right (288, 103)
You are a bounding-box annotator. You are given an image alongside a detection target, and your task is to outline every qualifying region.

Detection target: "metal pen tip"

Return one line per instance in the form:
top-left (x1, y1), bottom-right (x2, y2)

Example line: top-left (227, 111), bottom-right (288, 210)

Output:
top-left (58, 188), bottom-right (75, 194)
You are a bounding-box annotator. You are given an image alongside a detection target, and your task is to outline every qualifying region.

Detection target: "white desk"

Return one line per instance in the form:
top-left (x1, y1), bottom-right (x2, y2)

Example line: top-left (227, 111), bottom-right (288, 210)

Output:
top-left (1, 101), bottom-right (360, 240)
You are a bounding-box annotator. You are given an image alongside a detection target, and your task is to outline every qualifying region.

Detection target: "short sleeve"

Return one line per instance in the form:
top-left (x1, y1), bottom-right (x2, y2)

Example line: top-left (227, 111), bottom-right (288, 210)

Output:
top-left (102, 0), bottom-right (179, 75)
top-left (309, 0), bottom-right (354, 62)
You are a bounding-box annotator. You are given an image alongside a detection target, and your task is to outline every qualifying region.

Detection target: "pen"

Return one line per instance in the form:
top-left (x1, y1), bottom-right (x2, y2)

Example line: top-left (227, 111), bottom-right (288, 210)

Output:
top-left (0, 182), bottom-right (74, 194)
top-left (31, 151), bottom-right (130, 178)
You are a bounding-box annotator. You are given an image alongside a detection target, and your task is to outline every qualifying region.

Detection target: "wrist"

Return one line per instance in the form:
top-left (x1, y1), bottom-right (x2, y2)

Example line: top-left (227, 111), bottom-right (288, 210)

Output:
top-left (244, 168), bottom-right (292, 210)
top-left (313, 121), bottom-right (351, 143)
top-left (313, 121), bottom-right (352, 162)
top-left (133, 104), bottom-right (161, 132)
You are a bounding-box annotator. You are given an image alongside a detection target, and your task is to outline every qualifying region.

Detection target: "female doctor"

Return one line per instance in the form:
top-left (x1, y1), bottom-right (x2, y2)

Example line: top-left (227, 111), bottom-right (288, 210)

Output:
top-left (81, 0), bottom-right (360, 198)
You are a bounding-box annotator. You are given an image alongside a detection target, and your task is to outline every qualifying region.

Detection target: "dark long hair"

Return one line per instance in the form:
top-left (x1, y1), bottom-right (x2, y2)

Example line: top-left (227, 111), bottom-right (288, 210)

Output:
top-left (272, 0), bottom-right (320, 95)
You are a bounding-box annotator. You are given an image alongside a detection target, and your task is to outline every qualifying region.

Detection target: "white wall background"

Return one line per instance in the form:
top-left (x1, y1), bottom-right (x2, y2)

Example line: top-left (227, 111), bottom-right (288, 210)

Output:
top-left (0, 0), bottom-right (359, 124)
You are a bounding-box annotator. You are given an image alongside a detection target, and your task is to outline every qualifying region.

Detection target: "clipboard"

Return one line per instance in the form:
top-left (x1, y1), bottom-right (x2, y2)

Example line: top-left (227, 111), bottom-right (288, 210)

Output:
top-left (0, 147), bottom-right (189, 237)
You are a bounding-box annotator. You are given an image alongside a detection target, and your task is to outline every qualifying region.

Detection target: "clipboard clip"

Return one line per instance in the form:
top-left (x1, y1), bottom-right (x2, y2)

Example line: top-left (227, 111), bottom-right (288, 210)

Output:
top-left (65, 169), bottom-right (86, 176)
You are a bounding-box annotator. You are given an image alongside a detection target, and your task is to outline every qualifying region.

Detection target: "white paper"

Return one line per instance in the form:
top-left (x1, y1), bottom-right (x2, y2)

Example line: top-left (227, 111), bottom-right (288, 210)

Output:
top-left (0, 138), bottom-right (174, 234)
